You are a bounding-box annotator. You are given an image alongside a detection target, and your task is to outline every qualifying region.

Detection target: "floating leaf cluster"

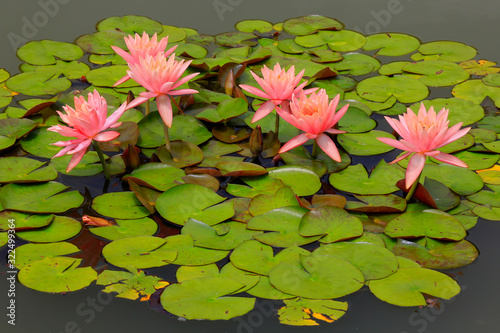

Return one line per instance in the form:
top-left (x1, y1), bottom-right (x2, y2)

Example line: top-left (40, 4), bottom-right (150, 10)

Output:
top-left (2, 14), bottom-right (499, 327)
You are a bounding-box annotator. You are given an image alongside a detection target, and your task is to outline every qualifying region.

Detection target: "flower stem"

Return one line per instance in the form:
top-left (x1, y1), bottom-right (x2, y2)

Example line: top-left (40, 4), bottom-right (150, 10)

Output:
top-left (93, 140), bottom-right (111, 180)
top-left (146, 99), bottom-right (150, 115)
top-left (405, 173), bottom-right (421, 202)
top-left (163, 122), bottom-right (171, 151)
top-left (275, 113), bottom-right (280, 138)
top-left (312, 140), bottom-right (319, 159)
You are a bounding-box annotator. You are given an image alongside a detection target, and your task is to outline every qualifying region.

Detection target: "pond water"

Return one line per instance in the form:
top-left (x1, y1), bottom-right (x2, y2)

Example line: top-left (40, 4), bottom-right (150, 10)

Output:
top-left (1, 0), bottom-right (500, 332)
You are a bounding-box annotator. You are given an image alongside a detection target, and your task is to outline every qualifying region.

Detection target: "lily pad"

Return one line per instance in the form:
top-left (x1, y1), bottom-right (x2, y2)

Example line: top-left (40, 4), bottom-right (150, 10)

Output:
top-left (269, 254), bottom-right (365, 299)
top-left (235, 19), bottom-right (274, 33)
top-left (160, 276), bottom-right (255, 320)
top-left (452, 151), bottom-right (498, 170)
top-left (363, 33), bottom-right (420, 56)
top-left (102, 235), bottom-right (177, 269)
top-left (327, 30), bottom-right (366, 52)
top-left (159, 234), bottom-right (230, 266)
top-left (216, 161), bottom-right (267, 177)
top-left (403, 60), bottom-right (469, 87)
top-left (156, 183), bottom-right (234, 226)
top-left (156, 141), bottom-right (204, 168)
top-left (393, 238), bottom-right (478, 269)
top-left (247, 206), bottom-right (322, 247)
top-left (299, 206), bottom-right (364, 243)
top-left (248, 186), bottom-right (299, 217)
top-left (18, 257), bottom-right (97, 293)
top-left (268, 166), bottom-right (321, 196)
top-left (226, 174), bottom-right (286, 198)
top-left (420, 164), bottom-right (483, 196)
top-left (459, 60), bottom-right (500, 75)
top-left (92, 192), bottom-right (151, 219)
top-left (246, 276), bottom-right (295, 300)
top-left (344, 194), bottom-right (407, 213)
top-left (16, 216), bottom-right (82, 243)
top-left (76, 30), bottom-right (128, 55)
top-left (331, 53), bottom-right (380, 76)
top-left (0, 157), bottom-right (57, 183)
top-left (21, 60), bottom-right (90, 80)
top-left (313, 242), bottom-right (398, 280)
top-left (96, 15), bottom-right (163, 35)
top-left (0, 182), bottom-right (83, 213)
top-left (385, 210), bottom-right (466, 241)
top-left (87, 65), bottom-right (139, 88)
top-left (278, 298), bottom-right (348, 326)
top-left (413, 41), bottom-right (477, 62)
top-left (196, 98), bottom-right (248, 123)
top-left (17, 40), bottom-right (84, 65)
top-left (14, 242), bottom-right (79, 269)
top-left (122, 163), bottom-right (185, 191)
top-left (6, 72), bottom-right (71, 95)
top-left (409, 98), bottom-right (484, 126)
top-left (368, 257), bottom-right (461, 307)
top-left (97, 268), bottom-right (167, 300)
top-left (230, 240), bottom-right (310, 275)
top-left (282, 15), bottom-right (343, 35)
top-left (452, 80), bottom-right (500, 108)
top-left (329, 160), bottom-right (405, 195)
top-left (356, 75), bottom-right (429, 103)
top-left (338, 130), bottom-right (396, 156)
top-left (0, 211), bottom-right (53, 231)
top-left (90, 217), bottom-right (158, 240)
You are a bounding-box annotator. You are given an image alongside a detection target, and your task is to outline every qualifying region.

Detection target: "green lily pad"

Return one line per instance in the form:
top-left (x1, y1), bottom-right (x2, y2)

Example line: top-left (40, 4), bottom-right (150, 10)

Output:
top-left (420, 164), bottom-right (483, 196)
top-left (344, 194), bottom-right (407, 213)
top-left (452, 151), bottom-right (498, 170)
top-left (327, 30), bottom-right (366, 52)
top-left (170, 115), bottom-right (212, 145)
top-left (294, 30), bottom-right (341, 48)
top-left (6, 72), bottom-right (71, 95)
top-left (196, 98), bottom-right (248, 123)
top-left (477, 116), bottom-right (500, 133)
top-left (156, 183), bottom-right (234, 226)
top-left (0, 182), bottom-right (83, 213)
top-left (363, 33), bottom-right (419, 56)
top-left (14, 242), bottom-right (79, 269)
top-left (467, 184), bottom-right (500, 207)
top-left (368, 257), bottom-right (460, 307)
top-left (96, 15), bottom-right (163, 35)
top-left (338, 130), bottom-right (396, 156)
top-left (329, 160), bottom-right (405, 195)
top-left (20, 127), bottom-right (68, 158)
top-left (235, 19), bottom-right (273, 33)
top-left (97, 268), bottom-right (166, 300)
top-left (393, 238), bottom-right (478, 269)
top-left (90, 217), bottom-right (158, 240)
top-left (226, 174), bottom-right (285, 198)
top-left (471, 204), bottom-right (500, 221)
top-left (344, 91), bottom-right (396, 112)
top-left (356, 75), bottom-right (429, 103)
top-left (86, 65), bottom-right (139, 88)
top-left (409, 98), bottom-right (484, 126)
top-left (176, 264), bottom-right (220, 282)
top-left (269, 254), bottom-right (364, 299)
top-left (215, 32), bottom-right (258, 47)
top-left (413, 41), bottom-right (477, 62)
top-left (0, 211), bottom-right (53, 231)
top-left (313, 242), bottom-right (398, 280)
top-left (122, 163), bottom-right (185, 191)
top-left (337, 107), bottom-right (376, 133)
top-left (102, 236), bottom-right (177, 269)
top-left (51, 151), bottom-right (124, 177)
top-left (216, 161), bottom-right (267, 177)
top-left (230, 240), bottom-right (310, 275)
top-left (331, 53), bottom-right (381, 76)
top-left (0, 118), bottom-right (37, 140)
top-left (452, 79), bottom-right (500, 107)
top-left (157, 25), bottom-right (187, 42)
top-left (155, 141), bottom-right (204, 168)
top-left (0, 157), bottom-right (57, 183)
top-left (403, 60), bottom-right (469, 87)
top-left (309, 49), bottom-right (343, 63)
top-left (268, 165), bottom-right (321, 196)
top-left (378, 61), bottom-right (411, 76)
top-left (278, 298), bottom-right (348, 326)
top-left (299, 206), bottom-right (363, 243)
top-left (482, 73), bottom-right (500, 87)
top-left (247, 206), bottom-right (321, 247)
top-left (21, 60), bottom-right (90, 80)
top-left (160, 234), bottom-right (230, 266)
top-left (246, 275), bottom-right (296, 299)
top-left (385, 210), bottom-right (466, 241)
top-left (17, 40), bottom-right (84, 65)
top-left (160, 276), bottom-right (255, 320)
top-left (92, 192), bottom-right (151, 219)
top-left (248, 186), bottom-right (299, 217)
top-left (282, 15), bottom-right (343, 35)
top-left (16, 216), bottom-right (81, 243)
top-left (19, 257), bottom-right (97, 293)
top-left (181, 219), bottom-right (262, 250)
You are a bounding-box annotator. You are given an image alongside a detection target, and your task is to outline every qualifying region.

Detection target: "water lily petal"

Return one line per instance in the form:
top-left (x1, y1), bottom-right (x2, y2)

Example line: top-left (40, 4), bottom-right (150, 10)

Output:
top-left (405, 153), bottom-right (426, 189)
top-left (316, 133), bottom-right (342, 162)
top-left (278, 133), bottom-right (310, 154)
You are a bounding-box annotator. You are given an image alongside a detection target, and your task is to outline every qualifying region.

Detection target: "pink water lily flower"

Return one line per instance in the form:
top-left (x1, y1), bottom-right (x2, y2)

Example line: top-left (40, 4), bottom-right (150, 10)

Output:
top-left (48, 90), bottom-right (127, 172)
top-left (239, 63), bottom-right (317, 123)
top-left (377, 103), bottom-right (470, 189)
top-left (111, 32), bottom-right (177, 86)
top-left (276, 89), bottom-right (348, 162)
top-left (125, 52), bottom-right (199, 128)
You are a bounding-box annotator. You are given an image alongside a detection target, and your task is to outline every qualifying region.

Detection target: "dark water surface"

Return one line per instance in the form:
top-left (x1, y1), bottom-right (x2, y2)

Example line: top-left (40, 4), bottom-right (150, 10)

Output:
top-left (1, 0), bottom-right (500, 332)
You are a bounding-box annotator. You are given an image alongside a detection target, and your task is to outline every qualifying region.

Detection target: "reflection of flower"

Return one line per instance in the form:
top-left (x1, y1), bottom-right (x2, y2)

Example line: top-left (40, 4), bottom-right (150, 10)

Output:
top-left (276, 89), bottom-right (348, 162)
top-left (125, 53), bottom-right (199, 128)
top-left (111, 32), bottom-right (177, 86)
top-left (377, 104), bottom-right (470, 189)
top-left (48, 90), bottom-right (127, 172)
top-left (239, 63), bottom-right (317, 123)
